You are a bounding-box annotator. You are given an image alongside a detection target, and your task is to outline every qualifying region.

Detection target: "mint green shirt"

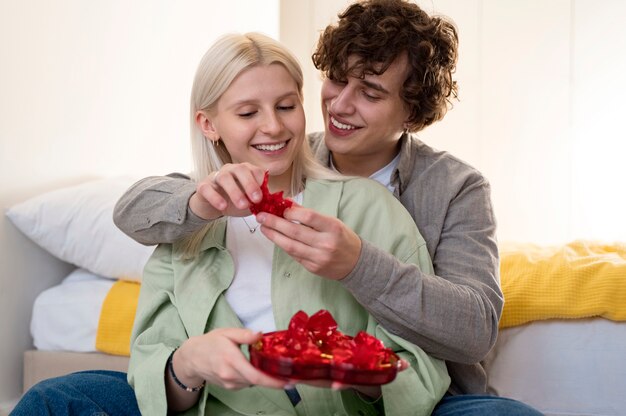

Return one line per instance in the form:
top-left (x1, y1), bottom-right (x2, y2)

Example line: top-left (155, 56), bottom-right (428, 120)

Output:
top-left (128, 177), bottom-right (450, 416)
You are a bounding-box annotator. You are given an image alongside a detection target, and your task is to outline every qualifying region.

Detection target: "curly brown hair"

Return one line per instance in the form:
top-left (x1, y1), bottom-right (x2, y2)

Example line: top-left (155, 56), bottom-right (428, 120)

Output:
top-left (312, 0), bottom-right (458, 132)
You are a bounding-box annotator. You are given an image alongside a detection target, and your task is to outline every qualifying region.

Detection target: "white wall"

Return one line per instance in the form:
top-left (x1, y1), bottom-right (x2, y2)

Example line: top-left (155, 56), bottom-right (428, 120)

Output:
top-left (0, 0), bottom-right (278, 404)
top-left (477, 0), bottom-right (572, 244)
top-left (1, 0), bottom-right (279, 194)
top-left (571, 0), bottom-right (626, 242)
top-left (281, 0), bottom-right (626, 245)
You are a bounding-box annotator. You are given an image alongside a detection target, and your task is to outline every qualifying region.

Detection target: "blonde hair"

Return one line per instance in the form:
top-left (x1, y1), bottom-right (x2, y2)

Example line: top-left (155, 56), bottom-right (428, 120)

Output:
top-left (183, 32), bottom-right (339, 256)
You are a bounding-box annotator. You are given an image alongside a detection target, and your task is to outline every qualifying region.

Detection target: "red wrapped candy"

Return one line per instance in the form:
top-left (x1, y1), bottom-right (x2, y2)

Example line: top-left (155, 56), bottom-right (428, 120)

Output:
top-left (248, 171), bottom-right (293, 217)
top-left (249, 309), bottom-right (399, 385)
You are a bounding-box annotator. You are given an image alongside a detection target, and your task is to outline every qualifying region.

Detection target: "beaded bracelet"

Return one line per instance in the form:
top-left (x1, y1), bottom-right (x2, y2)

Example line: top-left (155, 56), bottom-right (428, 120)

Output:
top-left (167, 348), bottom-right (206, 393)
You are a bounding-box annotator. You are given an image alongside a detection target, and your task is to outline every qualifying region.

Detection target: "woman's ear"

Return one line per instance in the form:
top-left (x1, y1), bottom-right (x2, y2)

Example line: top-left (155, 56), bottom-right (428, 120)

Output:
top-left (195, 111), bottom-right (220, 142)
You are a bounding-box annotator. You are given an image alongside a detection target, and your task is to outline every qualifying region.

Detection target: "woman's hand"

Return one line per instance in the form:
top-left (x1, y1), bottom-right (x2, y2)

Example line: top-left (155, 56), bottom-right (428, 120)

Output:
top-left (174, 328), bottom-right (290, 391)
top-left (189, 163), bottom-right (266, 220)
top-left (257, 206), bottom-right (362, 280)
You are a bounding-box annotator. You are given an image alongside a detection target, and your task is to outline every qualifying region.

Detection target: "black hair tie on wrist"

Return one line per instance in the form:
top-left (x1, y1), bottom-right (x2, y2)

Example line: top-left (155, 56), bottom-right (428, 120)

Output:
top-left (167, 348), bottom-right (206, 393)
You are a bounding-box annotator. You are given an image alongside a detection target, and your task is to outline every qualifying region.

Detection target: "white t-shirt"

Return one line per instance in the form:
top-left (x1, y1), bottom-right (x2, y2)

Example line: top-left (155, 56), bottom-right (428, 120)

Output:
top-left (224, 193), bottom-right (303, 333)
top-left (330, 154), bottom-right (400, 192)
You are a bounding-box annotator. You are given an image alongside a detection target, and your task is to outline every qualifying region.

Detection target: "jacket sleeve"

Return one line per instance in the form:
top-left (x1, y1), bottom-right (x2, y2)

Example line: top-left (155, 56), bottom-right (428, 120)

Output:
top-left (335, 179), bottom-right (450, 415)
top-left (341, 177), bottom-right (502, 364)
top-left (127, 244), bottom-right (200, 416)
top-left (113, 173), bottom-right (208, 245)
top-left (377, 324), bottom-right (450, 416)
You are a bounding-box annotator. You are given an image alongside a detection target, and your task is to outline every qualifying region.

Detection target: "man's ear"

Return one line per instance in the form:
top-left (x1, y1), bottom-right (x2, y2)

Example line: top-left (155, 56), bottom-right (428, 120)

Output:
top-left (195, 111), bottom-right (219, 142)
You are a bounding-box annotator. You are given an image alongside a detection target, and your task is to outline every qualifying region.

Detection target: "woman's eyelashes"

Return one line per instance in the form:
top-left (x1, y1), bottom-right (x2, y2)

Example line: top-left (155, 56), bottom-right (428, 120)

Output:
top-left (237, 104), bottom-right (296, 118)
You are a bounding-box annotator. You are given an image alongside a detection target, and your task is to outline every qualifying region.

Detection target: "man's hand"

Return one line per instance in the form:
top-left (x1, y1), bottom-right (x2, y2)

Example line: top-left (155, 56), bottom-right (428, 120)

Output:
top-left (257, 205), bottom-right (362, 280)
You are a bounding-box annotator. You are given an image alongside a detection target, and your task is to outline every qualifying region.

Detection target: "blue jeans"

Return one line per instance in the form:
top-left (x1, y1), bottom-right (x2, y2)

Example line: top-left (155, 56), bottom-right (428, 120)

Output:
top-left (432, 394), bottom-right (544, 416)
top-left (11, 370), bottom-right (140, 416)
top-left (12, 371), bottom-right (543, 416)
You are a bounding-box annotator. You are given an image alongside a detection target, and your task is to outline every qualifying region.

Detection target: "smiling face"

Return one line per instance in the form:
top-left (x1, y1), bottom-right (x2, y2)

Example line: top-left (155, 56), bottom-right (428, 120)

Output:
top-left (199, 63), bottom-right (305, 191)
top-left (321, 54), bottom-right (411, 176)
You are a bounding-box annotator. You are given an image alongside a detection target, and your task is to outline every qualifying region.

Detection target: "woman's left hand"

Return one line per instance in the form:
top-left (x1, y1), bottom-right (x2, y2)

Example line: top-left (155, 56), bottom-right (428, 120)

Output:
top-left (256, 205), bottom-right (361, 280)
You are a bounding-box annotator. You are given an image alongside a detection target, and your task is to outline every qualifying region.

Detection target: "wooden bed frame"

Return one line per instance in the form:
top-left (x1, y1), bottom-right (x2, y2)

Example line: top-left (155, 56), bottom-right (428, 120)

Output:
top-left (22, 350), bottom-right (129, 393)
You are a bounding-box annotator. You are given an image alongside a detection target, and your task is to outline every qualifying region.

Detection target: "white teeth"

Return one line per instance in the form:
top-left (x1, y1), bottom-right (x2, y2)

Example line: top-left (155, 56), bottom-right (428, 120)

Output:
top-left (331, 116), bottom-right (356, 130)
top-left (254, 142), bottom-right (287, 151)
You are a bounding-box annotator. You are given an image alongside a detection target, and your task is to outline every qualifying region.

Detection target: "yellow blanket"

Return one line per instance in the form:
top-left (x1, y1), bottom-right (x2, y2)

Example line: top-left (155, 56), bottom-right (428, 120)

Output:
top-left (95, 241), bottom-right (626, 356)
top-left (499, 240), bottom-right (626, 328)
top-left (95, 279), bottom-right (141, 356)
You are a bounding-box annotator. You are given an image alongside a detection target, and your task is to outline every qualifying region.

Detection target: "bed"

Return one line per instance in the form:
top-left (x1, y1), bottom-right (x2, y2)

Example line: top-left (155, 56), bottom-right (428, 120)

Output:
top-left (2, 177), bottom-right (151, 412)
top-left (4, 177), bottom-right (626, 416)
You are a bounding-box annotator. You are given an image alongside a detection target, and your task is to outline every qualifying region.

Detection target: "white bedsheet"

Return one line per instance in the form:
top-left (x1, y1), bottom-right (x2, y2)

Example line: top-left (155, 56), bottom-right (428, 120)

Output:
top-left (484, 318), bottom-right (626, 416)
top-left (30, 268), bottom-right (114, 352)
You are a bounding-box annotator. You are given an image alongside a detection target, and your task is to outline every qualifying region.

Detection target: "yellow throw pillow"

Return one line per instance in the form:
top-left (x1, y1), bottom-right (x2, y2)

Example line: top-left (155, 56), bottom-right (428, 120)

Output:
top-left (499, 241), bottom-right (626, 328)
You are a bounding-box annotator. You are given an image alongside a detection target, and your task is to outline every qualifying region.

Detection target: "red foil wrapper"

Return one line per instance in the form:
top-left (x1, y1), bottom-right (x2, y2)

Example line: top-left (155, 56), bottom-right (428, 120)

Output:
top-left (249, 310), bottom-right (399, 385)
top-left (248, 171), bottom-right (293, 217)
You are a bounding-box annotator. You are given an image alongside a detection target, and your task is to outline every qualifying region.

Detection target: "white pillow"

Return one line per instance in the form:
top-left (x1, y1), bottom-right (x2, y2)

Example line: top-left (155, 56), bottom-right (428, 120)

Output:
top-left (6, 177), bottom-right (155, 281)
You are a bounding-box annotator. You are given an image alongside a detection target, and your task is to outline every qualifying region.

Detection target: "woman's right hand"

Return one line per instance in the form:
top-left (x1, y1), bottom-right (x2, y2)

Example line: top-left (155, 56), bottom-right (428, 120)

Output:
top-left (174, 328), bottom-right (290, 390)
top-left (189, 163), bottom-right (266, 220)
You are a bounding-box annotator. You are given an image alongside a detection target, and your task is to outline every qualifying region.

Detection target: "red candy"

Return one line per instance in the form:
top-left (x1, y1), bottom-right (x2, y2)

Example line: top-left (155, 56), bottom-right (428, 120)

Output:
top-left (249, 310), bottom-right (399, 385)
top-left (248, 171), bottom-right (293, 217)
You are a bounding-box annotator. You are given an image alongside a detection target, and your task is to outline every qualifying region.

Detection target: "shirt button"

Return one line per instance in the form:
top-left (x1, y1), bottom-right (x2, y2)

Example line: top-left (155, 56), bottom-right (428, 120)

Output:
top-left (284, 272), bottom-right (291, 278)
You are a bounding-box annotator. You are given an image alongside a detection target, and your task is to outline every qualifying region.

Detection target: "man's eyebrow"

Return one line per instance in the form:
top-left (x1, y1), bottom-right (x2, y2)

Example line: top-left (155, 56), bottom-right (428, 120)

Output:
top-left (361, 79), bottom-right (389, 94)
